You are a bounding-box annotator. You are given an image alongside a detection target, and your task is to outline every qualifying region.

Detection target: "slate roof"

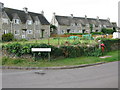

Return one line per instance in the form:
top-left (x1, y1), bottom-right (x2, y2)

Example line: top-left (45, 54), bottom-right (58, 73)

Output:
top-left (55, 15), bottom-right (112, 27)
top-left (4, 7), bottom-right (50, 25)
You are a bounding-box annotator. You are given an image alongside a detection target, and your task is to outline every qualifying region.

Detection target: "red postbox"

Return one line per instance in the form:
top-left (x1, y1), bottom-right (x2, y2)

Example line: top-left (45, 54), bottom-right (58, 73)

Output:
top-left (101, 43), bottom-right (105, 52)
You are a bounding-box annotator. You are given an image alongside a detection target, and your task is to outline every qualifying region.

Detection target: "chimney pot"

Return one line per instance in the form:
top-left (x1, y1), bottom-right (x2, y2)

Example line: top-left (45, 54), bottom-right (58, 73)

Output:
top-left (70, 14), bottom-right (73, 18)
top-left (41, 10), bottom-right (44, 16)
top-left (23, 7), bottom-right (28, 13)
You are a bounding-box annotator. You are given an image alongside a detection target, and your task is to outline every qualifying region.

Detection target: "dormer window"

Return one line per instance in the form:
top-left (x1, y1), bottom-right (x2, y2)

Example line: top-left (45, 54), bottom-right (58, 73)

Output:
top-left (35, 21), bottom-right (39, 25)
top-left (27, 20), bottom-right (32, 25)
top-left (14, 19), bottom-right (19, 24)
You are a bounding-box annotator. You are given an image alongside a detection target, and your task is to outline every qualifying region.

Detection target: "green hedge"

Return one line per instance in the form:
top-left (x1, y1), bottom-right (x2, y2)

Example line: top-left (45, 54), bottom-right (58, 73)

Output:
top-left (101, 28), bottom-right (114, 34)
top-left (2, 42), bottom-right (103, 60)
top-left (2, 33), bottom-right (14, 42)
top-left (3, 39), bottom-right (119, 60)
top-left (91, 32), bottom-right (103, 35)
top-left (101, 39), bottom-right (120, 51)
top-left (64, 33), bottom-right (88, 35)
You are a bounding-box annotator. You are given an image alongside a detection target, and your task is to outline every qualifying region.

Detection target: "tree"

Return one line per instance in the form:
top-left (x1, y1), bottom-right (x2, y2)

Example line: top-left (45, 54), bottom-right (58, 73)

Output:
top-left (90, 24), bottom-right (93, 33)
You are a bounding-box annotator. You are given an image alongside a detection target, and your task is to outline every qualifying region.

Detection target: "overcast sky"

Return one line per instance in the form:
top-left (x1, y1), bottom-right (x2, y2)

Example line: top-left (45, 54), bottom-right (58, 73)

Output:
top-left (0, 0), bottom-right (119, 24)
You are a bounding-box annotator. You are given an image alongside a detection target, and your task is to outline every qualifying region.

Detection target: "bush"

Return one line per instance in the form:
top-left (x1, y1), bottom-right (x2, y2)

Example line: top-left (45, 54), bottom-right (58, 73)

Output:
top-left (4, 40), bottom-right (119, 59)
top-left (2, 33), bottom-right (14, 42)
top-left (101, 39), bottom-right (120, 51)
top-left (60, 46), bottom-right (84, 58)
top-left (101, 28), bottom-right (114, 34)
top-left (64, 33), bottom-right (88, 35)
top-left (91, 32), bottom-right (103, 35)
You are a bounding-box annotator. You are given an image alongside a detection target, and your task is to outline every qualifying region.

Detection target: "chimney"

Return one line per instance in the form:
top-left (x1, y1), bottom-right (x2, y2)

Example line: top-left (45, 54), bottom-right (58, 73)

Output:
top-left (97, 16), bottom-right (99, 20)
top-left (41, 10), bottom-right (44, 16)
top-left (70, 14), bottom-right (73, 18)
top-left (53, 12), bottom-right (56, 16)
top-left (107, 17), bottom-right (110, 21)
top-left (0, 2), bottom-right (4, 11)
top-left (23, 7), bottom-right (28, 13)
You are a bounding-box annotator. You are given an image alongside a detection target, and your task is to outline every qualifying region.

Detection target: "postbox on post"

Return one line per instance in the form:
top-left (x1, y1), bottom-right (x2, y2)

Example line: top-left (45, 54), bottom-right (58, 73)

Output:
top-left (100, 43), bottom-right (105, 52)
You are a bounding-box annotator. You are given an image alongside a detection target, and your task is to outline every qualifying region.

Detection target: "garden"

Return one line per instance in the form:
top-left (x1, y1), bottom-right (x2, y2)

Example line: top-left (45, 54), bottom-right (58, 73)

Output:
top-left (1, 27), bottom-right (120, 67)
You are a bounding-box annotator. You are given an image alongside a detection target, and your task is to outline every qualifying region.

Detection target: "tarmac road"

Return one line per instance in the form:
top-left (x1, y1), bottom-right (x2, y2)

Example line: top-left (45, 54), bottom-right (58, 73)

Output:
top-left (2, 61), bottom-right (119, 88)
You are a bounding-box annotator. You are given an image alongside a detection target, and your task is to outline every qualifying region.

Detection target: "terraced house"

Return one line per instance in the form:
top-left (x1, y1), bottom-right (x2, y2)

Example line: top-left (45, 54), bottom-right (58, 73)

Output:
top-left (51, 13), bottom-right (117, 35)
top-left (0, 2), bottom-right (50, 40)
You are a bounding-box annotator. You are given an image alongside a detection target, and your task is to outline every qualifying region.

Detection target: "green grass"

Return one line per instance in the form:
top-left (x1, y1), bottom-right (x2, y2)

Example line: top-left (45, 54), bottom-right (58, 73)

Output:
top-left (2, 50), bottom-right (119, 67)
top-left (2, 37), bottom-right (97, 46)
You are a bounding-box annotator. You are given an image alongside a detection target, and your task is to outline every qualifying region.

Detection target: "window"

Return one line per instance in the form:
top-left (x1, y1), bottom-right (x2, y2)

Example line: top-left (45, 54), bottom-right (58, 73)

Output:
top-left (67, 29), bottom-right (70, 33)
top-left (4, 30), bottom-right (8, 34)
top-left (86, 24), bottom-right (89, 27)
top-left (2, 18), bottom-right (8, 24)
top-left (71, 23), bottom-right (75, 26)
top-left (27, 20), bottom-right (32, 25)
top-left (15, 30), bottom-right (19, 35)
top-left (14, 19), bottom-right (19, 24)
top-left (27, 30), bottom-right (32, 34)
top-left (103, 25), bottom-right (106, 28)
top-left (93, 24), bottom-right (95, 27)
top-left (99, 25), bottom-right (102, 27)
top-left (96, 30), bottom-right (99, 32)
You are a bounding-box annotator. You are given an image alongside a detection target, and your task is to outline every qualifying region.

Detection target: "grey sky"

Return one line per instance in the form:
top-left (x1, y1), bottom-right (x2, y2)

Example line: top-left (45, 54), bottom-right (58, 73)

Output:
top-left (0, 0), bottom-right (119, 24)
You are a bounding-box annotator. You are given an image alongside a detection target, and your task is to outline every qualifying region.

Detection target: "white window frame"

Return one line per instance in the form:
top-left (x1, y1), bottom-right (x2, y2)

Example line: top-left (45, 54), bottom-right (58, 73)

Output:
top-left (14, 30), bottom-right (20, 35)
top-left (2, 18), bottom-right (8, 24)
top-left (103, 25), bottom-right (106, 28)
top-left (27, 20), bottom-right (32, 25)
top-left (27, 30), bottom-right (33, 34)
top-left (86, 24), bottom-right (89, 27)
top-left (13, 19), bottom-right (19, 24)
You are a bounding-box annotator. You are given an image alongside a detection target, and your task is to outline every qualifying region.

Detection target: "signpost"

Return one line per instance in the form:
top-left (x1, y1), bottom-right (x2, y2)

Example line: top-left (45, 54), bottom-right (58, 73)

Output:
top-left (31, 48), bottom-right (51, 61)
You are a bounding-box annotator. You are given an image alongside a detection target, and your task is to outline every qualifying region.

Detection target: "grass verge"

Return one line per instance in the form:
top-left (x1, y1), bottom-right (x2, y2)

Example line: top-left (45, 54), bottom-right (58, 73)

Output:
top-left (1, 50), bottom-right (119, 67)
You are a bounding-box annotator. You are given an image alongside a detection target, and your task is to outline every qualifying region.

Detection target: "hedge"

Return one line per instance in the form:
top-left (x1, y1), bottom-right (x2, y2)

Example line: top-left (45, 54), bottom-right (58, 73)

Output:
top-left (101, 28), bottom-right (115, 34)
top-left (2, 39), bottom-right (120, 60)
top-left (101, 39), bottom-right (120, 51)
top-left (2, 33), bottom-right (14, 42)
top-left (64, 33), bottom-right (88, 35)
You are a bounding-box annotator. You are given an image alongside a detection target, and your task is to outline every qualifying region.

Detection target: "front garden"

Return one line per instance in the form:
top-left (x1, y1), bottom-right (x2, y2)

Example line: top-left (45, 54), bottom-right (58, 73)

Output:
top-left (1, 37), bottom-right (120, 67)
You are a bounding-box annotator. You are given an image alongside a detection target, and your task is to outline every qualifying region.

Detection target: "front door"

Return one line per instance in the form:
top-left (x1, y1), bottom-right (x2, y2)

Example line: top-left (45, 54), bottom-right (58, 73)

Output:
top-left (41, 29), bottom-right (45, 38)
top-left (22, 31), bottom-right (26, 39)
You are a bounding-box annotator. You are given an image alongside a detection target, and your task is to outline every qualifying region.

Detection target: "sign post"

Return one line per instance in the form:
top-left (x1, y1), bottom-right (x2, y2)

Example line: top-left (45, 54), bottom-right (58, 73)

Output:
top-left (31, 48), bottom-right (51, 61)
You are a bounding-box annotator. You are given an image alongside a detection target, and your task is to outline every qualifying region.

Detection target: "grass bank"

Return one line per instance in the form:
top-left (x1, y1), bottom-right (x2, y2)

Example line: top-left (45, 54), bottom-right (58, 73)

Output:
top-left (2, 50), bottom-right (119, 67)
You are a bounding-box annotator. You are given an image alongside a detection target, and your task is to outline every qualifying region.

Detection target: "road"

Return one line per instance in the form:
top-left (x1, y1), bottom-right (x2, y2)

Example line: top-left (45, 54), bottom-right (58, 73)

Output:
top-left (2, 61), bottom-right (119, 88)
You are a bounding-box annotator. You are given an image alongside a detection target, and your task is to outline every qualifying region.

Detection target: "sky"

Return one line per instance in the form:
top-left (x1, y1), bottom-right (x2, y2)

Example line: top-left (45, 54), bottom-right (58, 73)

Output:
top-left (0, 0), bottom-right (119, 24)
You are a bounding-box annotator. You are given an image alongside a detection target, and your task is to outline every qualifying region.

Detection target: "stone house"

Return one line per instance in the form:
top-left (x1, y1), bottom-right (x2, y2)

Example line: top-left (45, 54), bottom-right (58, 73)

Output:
top-left (0, 2), bottom-right (50, 40)
top-left (51, 13), bottom-right (116, 35)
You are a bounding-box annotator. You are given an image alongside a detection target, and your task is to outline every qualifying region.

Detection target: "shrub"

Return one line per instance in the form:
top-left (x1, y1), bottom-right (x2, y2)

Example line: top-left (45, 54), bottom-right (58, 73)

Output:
top-left (101, 39), bottom-right (120, 51)
top-left (2, 33), bottom-right (14, 42)
top-left (60, 46), bottom-right (84, 58)
top-left (91, 32), bottom-right (103, 35)
top-left (101, 28), bottom-right (114, 34)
